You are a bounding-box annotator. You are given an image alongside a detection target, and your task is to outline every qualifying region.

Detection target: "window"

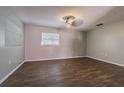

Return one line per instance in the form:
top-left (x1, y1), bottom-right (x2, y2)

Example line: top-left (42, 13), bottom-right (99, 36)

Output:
top-left (41, 32), bottom-right (59, 45)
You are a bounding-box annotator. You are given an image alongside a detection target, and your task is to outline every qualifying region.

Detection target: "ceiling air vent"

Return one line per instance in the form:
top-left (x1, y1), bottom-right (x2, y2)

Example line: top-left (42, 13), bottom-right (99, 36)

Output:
top-left (96, 23), bottom-right (104, 27)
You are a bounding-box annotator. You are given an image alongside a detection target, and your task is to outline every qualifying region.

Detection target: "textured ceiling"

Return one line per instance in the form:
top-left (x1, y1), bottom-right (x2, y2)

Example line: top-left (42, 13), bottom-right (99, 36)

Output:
top-left (10, 6), bottom-right (124, 31)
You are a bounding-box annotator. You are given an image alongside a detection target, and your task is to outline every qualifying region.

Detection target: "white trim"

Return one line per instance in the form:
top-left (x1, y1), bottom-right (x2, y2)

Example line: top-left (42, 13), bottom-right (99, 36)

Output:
top-left (86, 56), bottom-right (124, 67)
top-left (24, 56), bottom-right (85, 62)
top-left (0, 61), bottom-right (25, 84)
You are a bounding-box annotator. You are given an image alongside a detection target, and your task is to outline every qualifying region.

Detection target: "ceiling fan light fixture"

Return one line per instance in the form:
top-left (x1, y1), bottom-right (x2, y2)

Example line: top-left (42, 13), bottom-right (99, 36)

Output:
top-left (62, 15), bottom-right (83, 28)
top-left (62, 16), bottom-right (75, 25)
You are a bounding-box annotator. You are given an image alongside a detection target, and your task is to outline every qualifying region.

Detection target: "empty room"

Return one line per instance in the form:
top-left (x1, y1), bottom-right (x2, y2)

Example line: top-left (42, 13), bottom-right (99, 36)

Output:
top-left (0, 6), bottom-right (124, 87)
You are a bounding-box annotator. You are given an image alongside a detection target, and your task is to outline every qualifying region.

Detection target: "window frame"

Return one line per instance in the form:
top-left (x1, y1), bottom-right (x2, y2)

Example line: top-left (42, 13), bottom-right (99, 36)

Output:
top-left (41, 32), bottom-right (60, 46)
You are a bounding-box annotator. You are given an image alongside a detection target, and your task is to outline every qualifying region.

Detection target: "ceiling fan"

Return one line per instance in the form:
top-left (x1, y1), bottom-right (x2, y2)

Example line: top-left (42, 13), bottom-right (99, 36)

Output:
top-left (62, 15), bottom-right (83, 27)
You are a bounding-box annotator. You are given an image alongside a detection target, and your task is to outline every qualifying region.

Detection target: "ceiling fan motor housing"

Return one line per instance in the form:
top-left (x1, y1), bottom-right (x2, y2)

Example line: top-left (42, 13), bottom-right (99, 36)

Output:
top-left (63, 16), bottom-right (76, 25)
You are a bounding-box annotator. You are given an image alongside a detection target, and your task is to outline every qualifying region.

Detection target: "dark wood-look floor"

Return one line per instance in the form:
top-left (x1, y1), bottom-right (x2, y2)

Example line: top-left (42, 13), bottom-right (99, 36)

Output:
top-left (1, 57), bottom-right (124, 87)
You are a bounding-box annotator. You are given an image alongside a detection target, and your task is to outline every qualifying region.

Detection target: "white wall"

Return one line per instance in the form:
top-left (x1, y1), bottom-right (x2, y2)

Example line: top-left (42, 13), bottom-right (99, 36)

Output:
top-left (25, 25), bottom-right (86, 60)
top-left (0, 7), bottom-right (24, 81)
top-left (87, 21), bottom-right (124, 66)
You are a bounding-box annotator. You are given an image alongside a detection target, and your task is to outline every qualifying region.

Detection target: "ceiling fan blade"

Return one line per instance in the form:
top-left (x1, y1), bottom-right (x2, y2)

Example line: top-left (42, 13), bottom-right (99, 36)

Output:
top-left (72, 20), bottom-right (83, 27)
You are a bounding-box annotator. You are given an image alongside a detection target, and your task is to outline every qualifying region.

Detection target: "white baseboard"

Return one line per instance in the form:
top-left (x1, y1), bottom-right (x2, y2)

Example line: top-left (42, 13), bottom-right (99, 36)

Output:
top-left (0, 61), bottom-right (25, 84)
top-left (24, 56), bottom-right (86, 62)
top-left (86, 56), bottom-right (124, 67)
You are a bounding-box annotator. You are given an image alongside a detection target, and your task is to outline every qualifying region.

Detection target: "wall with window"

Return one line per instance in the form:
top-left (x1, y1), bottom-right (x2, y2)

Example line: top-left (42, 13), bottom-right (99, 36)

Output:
top-left (25, 24), bottom-right (86, 60)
